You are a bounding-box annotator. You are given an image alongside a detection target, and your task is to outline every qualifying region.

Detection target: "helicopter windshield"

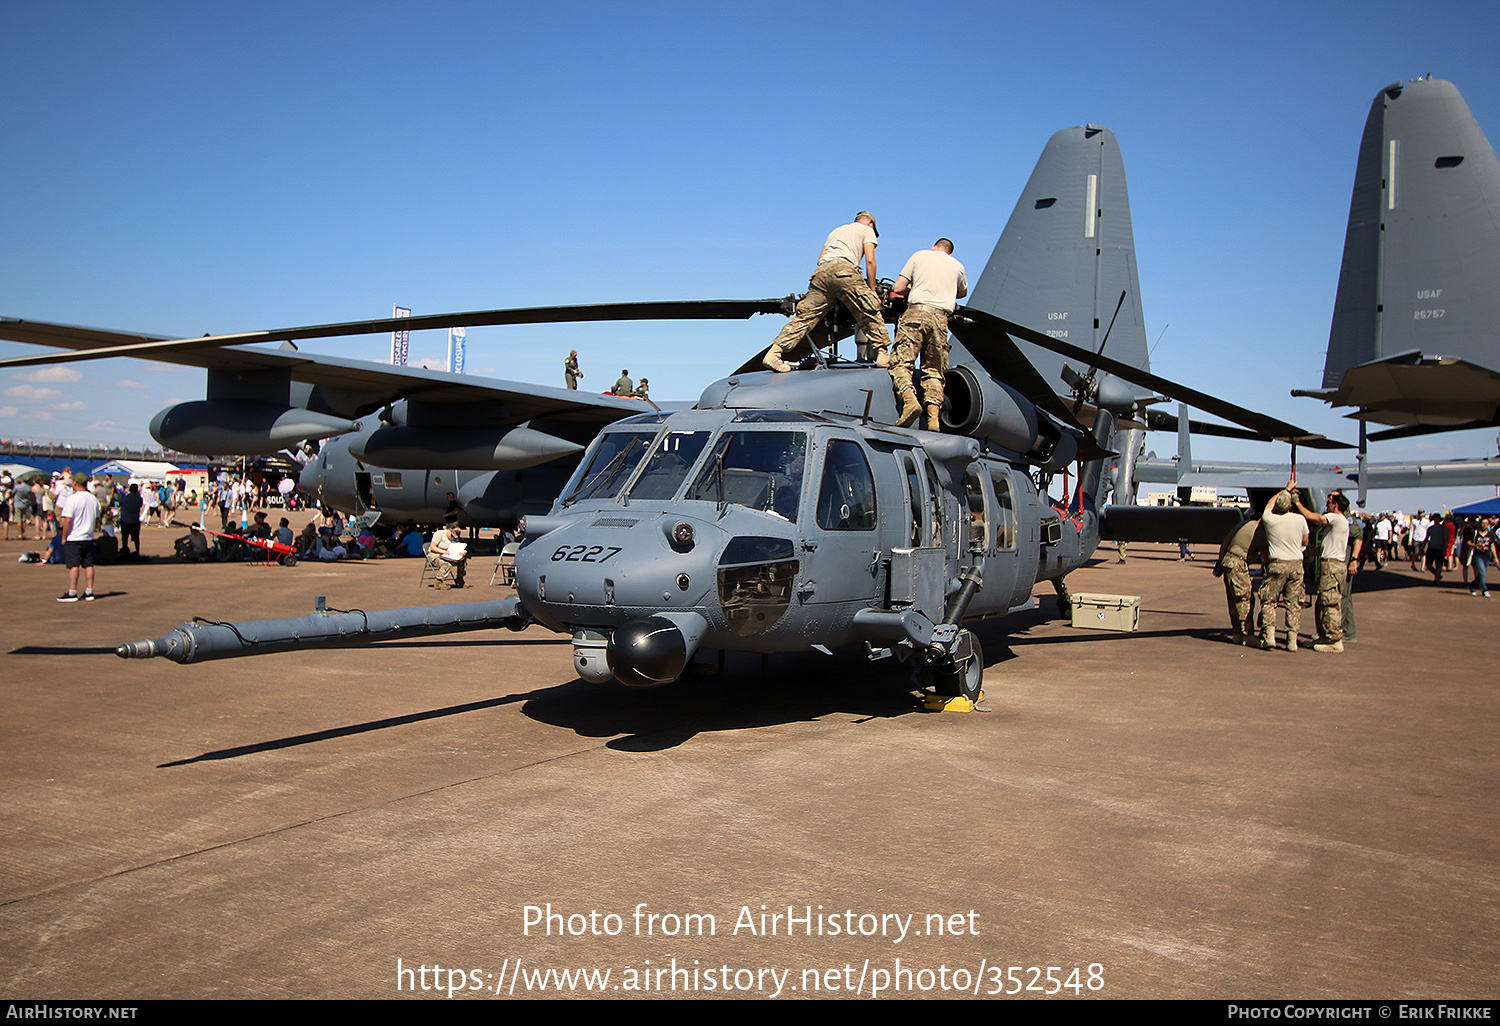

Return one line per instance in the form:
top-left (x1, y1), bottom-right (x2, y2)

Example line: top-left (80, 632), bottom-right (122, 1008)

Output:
top-left (562, 429), bottom-right (656, 504)
top-left (684, 429), bottom-right (807, 521)
top-left (624, 430), bottom-right (713, 500)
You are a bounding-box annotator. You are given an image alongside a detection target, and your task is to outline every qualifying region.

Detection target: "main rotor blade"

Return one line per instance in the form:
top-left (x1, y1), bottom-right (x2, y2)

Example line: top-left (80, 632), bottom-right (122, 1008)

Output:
top-left (0, 299), bottom-right (793, 369)
top-left (950, 307), bottom-right (1351, 449)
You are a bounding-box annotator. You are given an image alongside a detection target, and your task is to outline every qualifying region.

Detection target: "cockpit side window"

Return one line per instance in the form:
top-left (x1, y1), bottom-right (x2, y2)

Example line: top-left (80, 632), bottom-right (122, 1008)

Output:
top-left (816, 440), bottom-right (877, 531)
top-left (684, 430), bottom-right (807, 521)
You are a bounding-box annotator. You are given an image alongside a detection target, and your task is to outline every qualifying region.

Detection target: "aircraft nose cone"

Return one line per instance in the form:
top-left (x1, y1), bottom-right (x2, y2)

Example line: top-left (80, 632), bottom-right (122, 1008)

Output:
top-left (606, 616), bottom-right (689, 688)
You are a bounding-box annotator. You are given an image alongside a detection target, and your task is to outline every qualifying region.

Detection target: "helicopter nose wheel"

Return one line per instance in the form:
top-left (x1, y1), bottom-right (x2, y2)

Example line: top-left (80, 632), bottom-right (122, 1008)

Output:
top-left (931, 629), bottom-right (983, 702)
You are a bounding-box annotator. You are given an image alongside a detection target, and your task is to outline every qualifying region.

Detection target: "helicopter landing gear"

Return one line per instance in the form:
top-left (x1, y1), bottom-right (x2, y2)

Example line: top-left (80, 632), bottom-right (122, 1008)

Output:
top-left (1053, 579), bottom-right (1072, 619)
top-left (930, 629), bottom-right (983, 705)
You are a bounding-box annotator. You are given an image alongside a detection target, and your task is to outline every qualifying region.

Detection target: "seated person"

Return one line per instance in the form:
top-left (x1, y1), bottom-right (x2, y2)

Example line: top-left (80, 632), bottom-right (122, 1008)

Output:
top-left (428, 513), bottom-right (468, 587)
top-left (216, 523), bottom-right (248, 561)
top-left (354, 526), bottom-right (378, 557)
top-left (174, 525), bottom-right (211, 561)
top-left (247, 511), bottom-right (272, 540)
top-left (275, 517), bottom-right (295, 549)
top-left (394, 522), bottom-right (426, 557)
top-left (96, 516), bottom-right (120, 564)
top-left (314, 527), bottom-right (348, 561)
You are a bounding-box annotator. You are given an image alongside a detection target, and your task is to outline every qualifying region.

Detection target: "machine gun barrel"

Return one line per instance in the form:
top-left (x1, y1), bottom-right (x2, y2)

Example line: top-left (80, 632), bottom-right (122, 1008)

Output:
top-left (116, 596), bottom-right (529, 664)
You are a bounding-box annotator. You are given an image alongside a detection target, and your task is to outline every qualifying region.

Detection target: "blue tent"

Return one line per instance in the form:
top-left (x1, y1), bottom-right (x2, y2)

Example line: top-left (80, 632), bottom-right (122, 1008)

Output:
top-left (1452, 496), bottom-right (1500, 516)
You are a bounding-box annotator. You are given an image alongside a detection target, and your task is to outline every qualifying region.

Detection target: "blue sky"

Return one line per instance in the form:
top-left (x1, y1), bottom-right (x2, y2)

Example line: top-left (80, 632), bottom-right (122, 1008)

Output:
top-left (3, 0), bottom-right (1499, 512)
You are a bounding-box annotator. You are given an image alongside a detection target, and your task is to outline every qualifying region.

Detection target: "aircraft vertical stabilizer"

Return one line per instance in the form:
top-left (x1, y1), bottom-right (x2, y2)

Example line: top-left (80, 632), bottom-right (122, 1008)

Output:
top-left (967, 124), bottom-right (1152, 395)
top-left (1310, 77), bottom-right (1500, 430)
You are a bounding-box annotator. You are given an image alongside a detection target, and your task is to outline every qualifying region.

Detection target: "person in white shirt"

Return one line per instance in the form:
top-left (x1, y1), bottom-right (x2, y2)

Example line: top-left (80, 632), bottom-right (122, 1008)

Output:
top-left (1258, 476), bottom-right (1310, 651)
top-left (888, 238), bottom-right (968, 430)
top-left (57, 473), bottom-right (102, 602)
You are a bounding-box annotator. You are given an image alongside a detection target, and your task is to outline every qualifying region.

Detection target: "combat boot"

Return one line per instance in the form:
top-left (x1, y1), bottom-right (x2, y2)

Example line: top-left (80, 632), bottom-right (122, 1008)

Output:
top-left (896, 390), bottom-right (921, 427)
top-left (874, 348), bottom-right (890, 368)
top-left (1285, 636), bottom-right (1298, 653)
top-left (763, 351), bottom-right (792, 373)
top-left (1312, 640), bottom-right (1344, 653)
top-left (925, 405), bottom-right (942, 432)
top-left (1261, 629), bottom-right (1275, 650)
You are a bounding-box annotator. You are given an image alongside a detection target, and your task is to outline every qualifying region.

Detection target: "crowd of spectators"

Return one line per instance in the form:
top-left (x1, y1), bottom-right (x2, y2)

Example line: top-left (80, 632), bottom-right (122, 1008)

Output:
top-left (1354, 509), bottom-right (1499, 595)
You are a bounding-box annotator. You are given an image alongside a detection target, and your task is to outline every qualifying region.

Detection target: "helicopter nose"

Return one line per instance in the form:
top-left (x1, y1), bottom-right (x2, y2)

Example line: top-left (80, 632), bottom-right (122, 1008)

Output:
top-left (605, 612), bottom-right (708, 688)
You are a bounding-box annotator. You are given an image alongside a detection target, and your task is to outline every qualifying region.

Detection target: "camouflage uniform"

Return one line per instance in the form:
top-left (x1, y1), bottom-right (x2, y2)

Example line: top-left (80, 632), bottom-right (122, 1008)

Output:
top-left (564, 353), bottom-right (581, 390)
top-left (1260, 559), bottom-right (1303, 646)
top-left (1222, 552), bottom-right (1254, 637)
top-left (889, 305), bottom-right (952, 422)
top-left (766, 260), bottom-right (887, 369)
top-left (1316, 558), bottom-right (1344, 643)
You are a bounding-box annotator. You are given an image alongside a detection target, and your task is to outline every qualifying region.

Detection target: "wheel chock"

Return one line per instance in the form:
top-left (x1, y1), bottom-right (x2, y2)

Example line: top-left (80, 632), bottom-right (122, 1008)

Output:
top-left (923, 692), bottom-right (983, 713)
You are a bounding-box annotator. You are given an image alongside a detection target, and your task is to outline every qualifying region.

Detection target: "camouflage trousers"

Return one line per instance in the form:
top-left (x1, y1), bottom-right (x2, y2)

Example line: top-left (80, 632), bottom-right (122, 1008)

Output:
top-left (889, 304), bottom-right (952, 405)
top-left (1259, 559), bottom-right (1303, 639)
top-left (1317, 557), bottom-right (1345, 643)
top-left (768, 261), bottom-right (888, 365)
top-left (1221, 553), bottom-right (1254, 636)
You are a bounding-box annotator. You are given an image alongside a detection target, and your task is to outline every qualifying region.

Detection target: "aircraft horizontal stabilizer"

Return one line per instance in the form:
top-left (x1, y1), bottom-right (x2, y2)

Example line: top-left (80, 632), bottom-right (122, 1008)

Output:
top-left (951, 307), bottom-right (1349, 449)
top-left (1297, 352), bottom-right (1500, 428)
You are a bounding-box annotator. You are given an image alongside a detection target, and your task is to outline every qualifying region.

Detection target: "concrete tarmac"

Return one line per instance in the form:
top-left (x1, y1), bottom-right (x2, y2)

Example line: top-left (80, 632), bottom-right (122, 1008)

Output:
top-left (1, 525), bottom-right (1496, 1000)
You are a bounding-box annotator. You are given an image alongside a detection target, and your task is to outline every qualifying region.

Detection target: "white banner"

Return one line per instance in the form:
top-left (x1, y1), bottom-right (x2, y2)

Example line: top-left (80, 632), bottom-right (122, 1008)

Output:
top-left (448, 326), bottom-right (466, 375)
top-left (391, 306), bottom-right (411, 366)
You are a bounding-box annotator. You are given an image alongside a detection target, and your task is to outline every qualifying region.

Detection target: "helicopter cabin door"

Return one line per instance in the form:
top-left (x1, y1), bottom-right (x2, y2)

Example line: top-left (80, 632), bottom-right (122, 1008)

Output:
top-left (799, 437), bottom-right (883, 610)
top-left (886, 448), bottom-right (951, 621)
top-left (964, 462), bottom-right (1037, 615)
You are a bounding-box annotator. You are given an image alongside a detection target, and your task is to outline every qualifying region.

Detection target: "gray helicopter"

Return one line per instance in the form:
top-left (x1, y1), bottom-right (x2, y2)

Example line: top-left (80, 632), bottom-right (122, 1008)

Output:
top-left (108, 126), bottom-right (1343, 701)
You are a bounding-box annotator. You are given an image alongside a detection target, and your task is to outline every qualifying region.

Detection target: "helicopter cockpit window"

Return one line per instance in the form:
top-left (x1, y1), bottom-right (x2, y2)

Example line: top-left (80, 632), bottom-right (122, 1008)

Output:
top-left (625, 430), bottom-right (712, 501)
top-left (562, 429), bottom-right (656, 504)
top-left (684, 430), bottom-right (807, 521)
top-left (816, 440), bottom-right (877, 531)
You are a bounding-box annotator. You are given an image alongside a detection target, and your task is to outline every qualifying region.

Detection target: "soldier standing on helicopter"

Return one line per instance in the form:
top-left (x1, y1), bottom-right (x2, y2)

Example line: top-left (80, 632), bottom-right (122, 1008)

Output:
top-left (887, 239), bottom-right (968, 431)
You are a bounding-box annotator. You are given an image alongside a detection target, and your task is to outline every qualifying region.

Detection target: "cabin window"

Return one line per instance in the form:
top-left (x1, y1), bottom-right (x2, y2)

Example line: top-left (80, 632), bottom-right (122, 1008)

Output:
top-left (963, 466), bottom-right (988, 553)
top-left (816, 440), bottom-right (877, 531)
top-left (989, 466), bottom-right (1016, 551)
top-left (898, 451), bottom-right (924, 546)
top-left (925, 458), bottom-right (945, 549)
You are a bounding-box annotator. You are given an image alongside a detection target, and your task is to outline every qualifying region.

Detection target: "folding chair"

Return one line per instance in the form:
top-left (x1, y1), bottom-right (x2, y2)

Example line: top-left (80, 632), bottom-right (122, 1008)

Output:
top-left (490, 540), bottom-right (521, 586)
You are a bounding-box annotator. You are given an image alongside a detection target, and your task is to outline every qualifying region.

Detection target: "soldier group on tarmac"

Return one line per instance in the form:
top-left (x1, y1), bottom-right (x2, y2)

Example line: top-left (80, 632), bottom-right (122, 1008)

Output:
top-left (1214, 473), bottom-right (1361, 654)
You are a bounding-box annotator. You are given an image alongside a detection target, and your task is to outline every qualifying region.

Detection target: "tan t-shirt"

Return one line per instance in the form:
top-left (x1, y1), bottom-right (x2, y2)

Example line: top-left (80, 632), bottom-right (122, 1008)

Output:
top-left (898, 249), bottom-right (967, 312)
top-left (819, 222), bottom-right (877, 268)
top-left (1263, 509), bottom-right (1309, 562)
